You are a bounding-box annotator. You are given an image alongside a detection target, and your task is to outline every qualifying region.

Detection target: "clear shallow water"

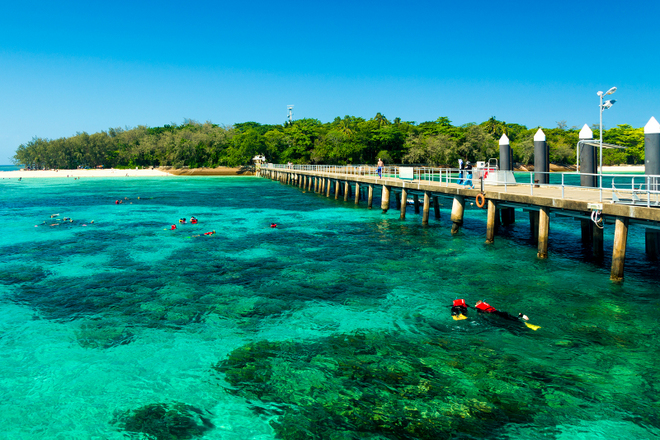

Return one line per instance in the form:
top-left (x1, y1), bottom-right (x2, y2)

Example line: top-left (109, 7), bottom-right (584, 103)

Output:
top-left (0, 176), bottom-right (659, 440)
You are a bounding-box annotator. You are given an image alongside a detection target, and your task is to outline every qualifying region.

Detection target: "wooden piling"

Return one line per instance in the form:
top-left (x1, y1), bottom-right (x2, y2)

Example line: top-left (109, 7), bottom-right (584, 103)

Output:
top-left (381, 185), bottom-right (390, 213)
top-left (486, 200), bottom-right (496, 244)
top-left (334, 180), bottom-right (340, 199)
top-left (593, 225), bottom-right (604, 261)
top-left (326, 178), bottom-right (331, 197)
top-left (581, 219), bottom-right (592, 245)
top-left (646, 229), bottom-right (660, 260)
top-left (529, 211), bottom-right (539, 243)
top-left (537, 207), bottom-right (549, 259)
top-left (414, 194), bottom-right (420, 214)
top-left (355, 182), bottom-right (360, 204)
top-left (502, 207), bottom-right (515, 225)
top-left (450, 196), bottom-right (465, 234)
top-left (610, 217), bottom-right (629, 281)
top-left (344, 182), bottom-right (349, 202)
top-left (400, 188), bottom-right (407, 220)
top-left (368, 185), bottom-right (374, 209)
top-left (433, 196), bottom-right (440, 219)
top-left (422, 192), bottom-right (430, 225)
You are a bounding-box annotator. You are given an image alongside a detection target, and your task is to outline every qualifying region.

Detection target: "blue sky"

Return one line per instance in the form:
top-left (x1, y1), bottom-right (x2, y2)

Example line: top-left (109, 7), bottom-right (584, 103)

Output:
top-left (1, 0), bottom-right (658, 162)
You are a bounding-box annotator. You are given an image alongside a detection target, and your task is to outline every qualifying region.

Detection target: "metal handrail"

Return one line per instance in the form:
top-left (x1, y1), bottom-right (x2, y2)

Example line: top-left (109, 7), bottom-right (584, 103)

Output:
top-left (263, 163), bottom-right (660, 204)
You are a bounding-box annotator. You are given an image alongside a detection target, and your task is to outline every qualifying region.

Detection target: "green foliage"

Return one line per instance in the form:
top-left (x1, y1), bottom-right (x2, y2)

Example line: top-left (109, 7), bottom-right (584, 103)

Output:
top-left (11, 116), bottom-right (648, 169)
top-left (604, 124), bottom-right (644, 165)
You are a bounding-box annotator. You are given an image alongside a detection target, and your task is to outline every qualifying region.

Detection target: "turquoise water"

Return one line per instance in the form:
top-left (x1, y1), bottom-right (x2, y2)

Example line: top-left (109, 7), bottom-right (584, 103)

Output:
top-left (1, 176), bottom-right (659, 440)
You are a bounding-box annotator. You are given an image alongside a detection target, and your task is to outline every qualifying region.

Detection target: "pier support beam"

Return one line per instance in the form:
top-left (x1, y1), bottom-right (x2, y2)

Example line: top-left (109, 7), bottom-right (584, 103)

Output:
top-left (610, 217), bottom-right (629, 281)
top-left (486, 200), bottom-right (496, 244)
top-left (368, 185), bottom-right (374, 209)
top-left (537, 207), bottom-right (550, 259)
top-left (502, 208), bottom-right (515, 225)
top-left (400, 188), bottom-right (407, 220)
top-left (646, 229), bottom-right (660, 260)
top-left (334, 180), bottom-right (340, 199)
top-left (422, 192), bottom-right (430, 225)
top-left (433, 196), bottom-right (440, 219)
top-left (354, 182), bottom-right (360, 204)
top-left (308, 176), bottom-right (313, 192)
top-left (344, 182), bottom-right (350, 202)
top-left (326, 178), bottom-right (331, 197)
top-left (593, 225), bottom-right (604, 261)
top-left (581, 219), bottom-right (592, 245)
top-left (529, 211), bottom-right (539, 243)
top-left (381, 185), bottom-right (391, 213)
top-left (450, 196), bottom-right (465, 234)
top-left (414, 194), bottom-right (420, 214)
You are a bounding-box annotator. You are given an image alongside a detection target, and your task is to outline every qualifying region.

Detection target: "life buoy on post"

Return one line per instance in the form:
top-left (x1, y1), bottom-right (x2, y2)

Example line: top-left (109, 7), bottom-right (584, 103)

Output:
top-left (476, 193), bottom-right (486, 208)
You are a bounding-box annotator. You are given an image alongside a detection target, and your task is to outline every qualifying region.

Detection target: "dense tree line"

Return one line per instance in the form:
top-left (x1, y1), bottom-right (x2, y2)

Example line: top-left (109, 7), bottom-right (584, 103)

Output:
top-left (12, 115), bottom-right (645, 169)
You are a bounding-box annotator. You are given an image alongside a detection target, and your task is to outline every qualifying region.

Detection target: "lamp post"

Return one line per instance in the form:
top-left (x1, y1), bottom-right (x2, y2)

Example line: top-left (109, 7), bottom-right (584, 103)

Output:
top-left (597, 86), bottom-right (617, 188)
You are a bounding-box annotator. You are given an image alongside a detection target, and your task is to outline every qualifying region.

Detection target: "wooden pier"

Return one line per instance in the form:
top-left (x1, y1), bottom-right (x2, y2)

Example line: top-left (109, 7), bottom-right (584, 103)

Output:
top-left (261, 166), bottom-right (660, 282)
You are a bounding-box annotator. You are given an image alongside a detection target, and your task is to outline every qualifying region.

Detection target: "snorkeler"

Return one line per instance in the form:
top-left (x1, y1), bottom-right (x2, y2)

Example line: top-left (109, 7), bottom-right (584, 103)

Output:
top-left (203, 230), bottom-right (215, 236)
top-left (451, 299), bottom-right (469, 320)
top-left (179, 218), bottom-right (186, 224)
top-left (270, 223), bottom-right (278, 228)
top-left (474, 300), bottom-right (540, 330)
top-left (191, 216), bottom-right (198, 224)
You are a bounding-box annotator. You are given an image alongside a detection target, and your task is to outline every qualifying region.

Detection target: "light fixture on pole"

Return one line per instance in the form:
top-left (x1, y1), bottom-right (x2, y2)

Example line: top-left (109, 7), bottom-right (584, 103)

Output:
top-left (597, 86), bottom-right (616, 188)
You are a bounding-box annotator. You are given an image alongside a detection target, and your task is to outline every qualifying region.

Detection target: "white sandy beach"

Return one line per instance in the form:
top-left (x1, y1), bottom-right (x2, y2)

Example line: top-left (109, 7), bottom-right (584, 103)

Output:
top-left (1, 168), bottom-right (172, 178)
top-left (602, 165), bottom-right (645, 172)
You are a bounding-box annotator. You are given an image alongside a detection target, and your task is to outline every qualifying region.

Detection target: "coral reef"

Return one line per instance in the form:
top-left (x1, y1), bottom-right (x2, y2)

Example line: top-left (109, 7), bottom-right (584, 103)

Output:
top-left (113, 402), bottom-right (214, 440)
top-left (215, 332), bottom-right (588, 439)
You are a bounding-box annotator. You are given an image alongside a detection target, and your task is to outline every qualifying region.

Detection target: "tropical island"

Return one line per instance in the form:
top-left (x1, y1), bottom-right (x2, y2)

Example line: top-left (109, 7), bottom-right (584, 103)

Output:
top-left (11, 115), bottom-right (645, 172)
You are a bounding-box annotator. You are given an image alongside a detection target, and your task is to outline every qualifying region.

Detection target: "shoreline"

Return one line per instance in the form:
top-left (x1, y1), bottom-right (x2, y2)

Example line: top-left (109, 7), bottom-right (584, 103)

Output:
top-left (0, 166), bottom-right (253, 178)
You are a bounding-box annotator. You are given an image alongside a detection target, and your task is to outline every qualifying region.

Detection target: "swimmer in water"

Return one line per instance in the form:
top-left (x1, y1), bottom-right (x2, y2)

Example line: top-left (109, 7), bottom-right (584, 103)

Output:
top-left (474, 300), bottom-right (540, 330)
top-left (203, 230), bottom-right (216, 235)
top-left (270, 223), bottom-right (277, 228)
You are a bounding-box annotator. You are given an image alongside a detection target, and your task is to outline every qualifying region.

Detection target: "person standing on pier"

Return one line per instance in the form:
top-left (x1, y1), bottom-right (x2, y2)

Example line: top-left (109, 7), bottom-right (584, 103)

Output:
top-left (457, 159), bottom-right (464, 185)
top-left (377, 158), bottom-right (383, 179)
top-left (465, 161), bottom-right (474, 189)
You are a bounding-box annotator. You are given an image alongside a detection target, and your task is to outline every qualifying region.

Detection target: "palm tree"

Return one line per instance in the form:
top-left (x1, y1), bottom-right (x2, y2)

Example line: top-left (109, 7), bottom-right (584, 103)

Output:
top-left (374, 113), bottom-right (390, 127)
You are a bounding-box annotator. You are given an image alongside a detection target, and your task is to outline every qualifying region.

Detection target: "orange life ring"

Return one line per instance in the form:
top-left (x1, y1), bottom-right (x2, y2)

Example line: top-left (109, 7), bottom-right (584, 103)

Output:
top-left (476, 193), bottom-right (486, 208)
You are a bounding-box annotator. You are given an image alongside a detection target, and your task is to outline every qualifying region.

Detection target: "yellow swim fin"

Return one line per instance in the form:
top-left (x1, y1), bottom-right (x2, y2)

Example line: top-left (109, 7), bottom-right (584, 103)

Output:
top-left (452, 314), bottom-right (468, 321)
top-left (525, 322), bottom-right (541, 331)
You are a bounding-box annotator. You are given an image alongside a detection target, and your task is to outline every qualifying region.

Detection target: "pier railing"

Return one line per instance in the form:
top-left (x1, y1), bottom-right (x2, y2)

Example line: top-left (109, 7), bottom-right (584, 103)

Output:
top-left (264, 163), bottom-right (660, 208)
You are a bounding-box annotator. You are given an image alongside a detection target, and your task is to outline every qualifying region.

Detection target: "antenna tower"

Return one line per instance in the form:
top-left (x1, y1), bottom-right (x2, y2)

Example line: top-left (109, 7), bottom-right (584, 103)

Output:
top-left (287, 105), bottom-right (294, 123)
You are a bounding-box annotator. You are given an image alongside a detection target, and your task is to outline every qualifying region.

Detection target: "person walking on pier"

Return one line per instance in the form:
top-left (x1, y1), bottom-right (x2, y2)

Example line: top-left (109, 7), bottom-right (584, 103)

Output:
top-left (377, 158), bottom-right (383, 179)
